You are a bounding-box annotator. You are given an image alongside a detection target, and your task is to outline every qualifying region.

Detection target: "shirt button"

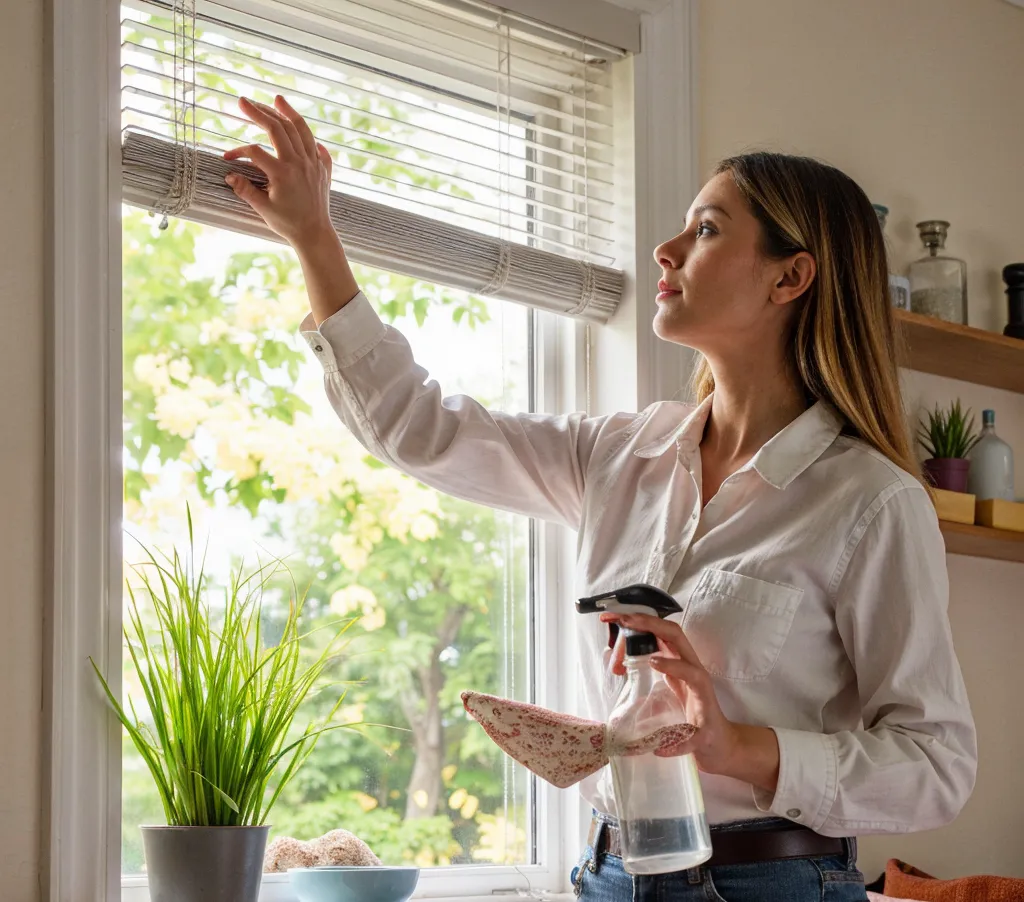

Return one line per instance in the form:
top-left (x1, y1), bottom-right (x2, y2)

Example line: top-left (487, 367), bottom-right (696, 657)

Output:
top-left (314, 344), bottom-right (324, 352)
top-left (786, 808), bottom-right (802, 819)
top-left (690, 512), bottom-right (697, 521)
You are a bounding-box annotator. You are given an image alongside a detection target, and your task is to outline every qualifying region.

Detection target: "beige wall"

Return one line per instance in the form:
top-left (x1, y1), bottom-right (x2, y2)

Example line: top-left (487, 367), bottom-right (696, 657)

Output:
top-left (699, 0), bottom-right (1024, 880)
top-left (0, 0), bottom-right (45, 899)
top-left (3, 0), bottom-right (1023, 896)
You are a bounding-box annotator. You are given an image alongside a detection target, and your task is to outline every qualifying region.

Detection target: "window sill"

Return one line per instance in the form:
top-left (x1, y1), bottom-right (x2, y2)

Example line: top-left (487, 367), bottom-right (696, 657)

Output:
top-left (123, 873), bottom-right (576, 902)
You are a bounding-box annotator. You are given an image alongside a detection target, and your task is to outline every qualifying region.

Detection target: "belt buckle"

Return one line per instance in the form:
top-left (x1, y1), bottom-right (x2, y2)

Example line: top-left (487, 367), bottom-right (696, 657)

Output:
top-left (589, 819), bottom-right (605, 870)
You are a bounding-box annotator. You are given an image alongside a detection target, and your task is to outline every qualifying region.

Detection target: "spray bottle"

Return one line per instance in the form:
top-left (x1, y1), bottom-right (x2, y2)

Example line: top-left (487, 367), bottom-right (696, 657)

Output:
top-left (576, 584), bottom-right (712, 874)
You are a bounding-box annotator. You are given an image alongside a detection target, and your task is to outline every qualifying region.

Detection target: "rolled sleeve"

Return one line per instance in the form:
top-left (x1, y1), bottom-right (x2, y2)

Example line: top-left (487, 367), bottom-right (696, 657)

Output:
top-left (299, 292), bottom-right (387, 372)
top-left (753, 728), bottom-right (838, 831)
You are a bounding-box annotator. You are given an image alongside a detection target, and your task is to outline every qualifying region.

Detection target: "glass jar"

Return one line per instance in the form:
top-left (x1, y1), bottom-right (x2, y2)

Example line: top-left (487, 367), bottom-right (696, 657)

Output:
top-left (872, 204), bottom-right (911, 310)
top-left (909, 220), bottom-right (967, 324)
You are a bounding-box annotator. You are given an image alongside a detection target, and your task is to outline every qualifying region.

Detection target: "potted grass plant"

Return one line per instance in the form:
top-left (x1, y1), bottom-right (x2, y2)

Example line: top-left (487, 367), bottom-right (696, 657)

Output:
top-left (918, 400), bottom-right (982, 492)
top-left (92, 514), bottom-right (355, 902)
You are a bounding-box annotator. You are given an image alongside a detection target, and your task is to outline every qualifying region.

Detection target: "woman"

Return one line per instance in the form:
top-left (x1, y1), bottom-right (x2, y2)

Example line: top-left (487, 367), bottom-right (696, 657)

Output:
top-left (224, 95), bottom-right (977, 901)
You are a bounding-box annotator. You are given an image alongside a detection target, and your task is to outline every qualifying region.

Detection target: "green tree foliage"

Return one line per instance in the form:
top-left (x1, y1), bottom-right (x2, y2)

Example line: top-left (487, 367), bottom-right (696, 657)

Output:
top-left (120, 212), bottom-right (527, 871)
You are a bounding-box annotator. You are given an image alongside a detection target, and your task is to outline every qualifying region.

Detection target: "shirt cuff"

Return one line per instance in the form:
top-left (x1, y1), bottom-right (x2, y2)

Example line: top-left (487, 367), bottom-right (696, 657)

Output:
top-left (751, 727), bottom-right (838, 832)
top-left (298, 291), bottom-right (388, 372)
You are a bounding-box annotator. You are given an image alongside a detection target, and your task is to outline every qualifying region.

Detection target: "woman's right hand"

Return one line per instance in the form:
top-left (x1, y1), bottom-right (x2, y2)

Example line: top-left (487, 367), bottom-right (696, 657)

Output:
top-left (224, 95), bottom-right (335, 252)
top-left (225, 95), bottom-right (360, 325)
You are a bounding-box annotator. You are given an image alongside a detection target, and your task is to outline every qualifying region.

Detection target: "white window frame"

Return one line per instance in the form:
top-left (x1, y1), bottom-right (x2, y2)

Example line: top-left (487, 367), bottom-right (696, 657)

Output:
top-left (43, 1), bottom-right (698, 900)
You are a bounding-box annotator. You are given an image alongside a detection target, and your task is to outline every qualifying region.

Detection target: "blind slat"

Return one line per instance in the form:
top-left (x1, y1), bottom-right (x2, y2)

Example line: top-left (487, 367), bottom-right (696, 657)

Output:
top-left (121, 70), bottom-right (616, 192)
top-left (121, 96), bottom-right (617, 226)
top-left (123, 118), bottom-right (617, 260)
top-left (122, 42), bottom-right (618, 170)
top-left (121, 20), bottom-right (617, 140)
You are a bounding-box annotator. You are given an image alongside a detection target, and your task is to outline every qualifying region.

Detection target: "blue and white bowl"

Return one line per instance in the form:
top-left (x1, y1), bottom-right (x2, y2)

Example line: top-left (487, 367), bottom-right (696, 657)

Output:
top-left (288, 866), bottom-right (420, 902)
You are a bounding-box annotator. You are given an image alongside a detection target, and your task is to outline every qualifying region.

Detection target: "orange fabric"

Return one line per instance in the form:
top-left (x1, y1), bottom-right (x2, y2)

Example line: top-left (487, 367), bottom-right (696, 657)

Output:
top-left (885, 859), bottom-right (1024, 902)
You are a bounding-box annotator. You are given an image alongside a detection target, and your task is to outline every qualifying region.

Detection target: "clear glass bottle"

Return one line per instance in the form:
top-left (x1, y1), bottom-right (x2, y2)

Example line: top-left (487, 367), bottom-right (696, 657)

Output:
top-left (872, 203), bottom-right (910, 310)
top-left (909, 220), bottom-right (967, 324)
top-left (607, 637), bottom-right (711, 874)
top-left (967, 409), bottom-right (1015, 501)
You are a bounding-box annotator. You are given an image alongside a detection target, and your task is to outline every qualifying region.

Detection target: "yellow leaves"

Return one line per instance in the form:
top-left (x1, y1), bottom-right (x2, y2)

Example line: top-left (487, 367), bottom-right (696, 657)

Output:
top-left (410, 514), bottom-right (439, 542)
top-left (329, 532), bottom-right (370, 573)
top-left (128, 305), bottom-right (452, 561)
top-left (134, 353), bottom-right (193, 394)
top-left (361, 607), bottom-right (386, 631)
top-left (353, 791), bottom-right (378, 812)
top-left (441, 765), bottom-right (457, 784)
top-left (168, 358), bottom-right (192, 383)
top-left (133, 353), bottom-right (171, 392)
top-left (413, 849), bottom-right (435, 868)
top-left (234, 287), bottom-right (309, 332)
top-left (278, 286), bottom-right (312, 325)
top-left (330, 585), bottom-right (386, 631)
top-left (330, 585), bottom-right (377, 617)
top-left (471, 814), bottom-right (527, 864)
top-left (449, 788), bottom-right (478, 819)
top-left (448, 788), bottom-right (468, 810)
top-left (201, 317), bottom-right (231, 342)
top-left (186, 376), bottom-right (221, 400)
top-left (412, 790), bottom-right (429, 811)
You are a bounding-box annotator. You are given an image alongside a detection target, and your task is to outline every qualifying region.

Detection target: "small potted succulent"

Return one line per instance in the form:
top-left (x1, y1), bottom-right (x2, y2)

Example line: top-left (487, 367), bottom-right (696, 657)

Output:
top-left (92, 513), bottom-right (355, 902)
top-left (917, 400), bottom-right (981, 493)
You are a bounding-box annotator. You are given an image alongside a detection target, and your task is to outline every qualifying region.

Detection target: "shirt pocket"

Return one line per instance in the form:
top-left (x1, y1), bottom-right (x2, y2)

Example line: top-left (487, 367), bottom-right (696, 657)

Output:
top-left (682, 569), bottom-right (803, 682)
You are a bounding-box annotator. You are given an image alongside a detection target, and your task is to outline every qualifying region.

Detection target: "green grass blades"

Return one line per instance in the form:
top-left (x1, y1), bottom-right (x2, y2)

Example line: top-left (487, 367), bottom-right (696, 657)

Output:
top-left (91, 511), bottom-right (357, 826)
top-left (917, 399), bottom-right (981, 460)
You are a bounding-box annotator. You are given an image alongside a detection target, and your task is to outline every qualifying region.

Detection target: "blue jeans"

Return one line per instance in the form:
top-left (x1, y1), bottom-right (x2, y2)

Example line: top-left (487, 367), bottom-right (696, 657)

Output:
top-left (571, 817), bottom-right (867, 902)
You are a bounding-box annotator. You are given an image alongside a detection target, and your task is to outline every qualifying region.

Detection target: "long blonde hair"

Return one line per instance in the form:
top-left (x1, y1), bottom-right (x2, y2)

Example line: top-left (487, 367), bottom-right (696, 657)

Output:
top-left (693, 152), bottom-right (920, 481)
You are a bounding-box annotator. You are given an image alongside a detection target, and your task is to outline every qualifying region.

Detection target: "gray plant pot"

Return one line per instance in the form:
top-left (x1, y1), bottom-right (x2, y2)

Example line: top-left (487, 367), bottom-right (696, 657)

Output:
top-left (142, 825), bottom-right (270, 902)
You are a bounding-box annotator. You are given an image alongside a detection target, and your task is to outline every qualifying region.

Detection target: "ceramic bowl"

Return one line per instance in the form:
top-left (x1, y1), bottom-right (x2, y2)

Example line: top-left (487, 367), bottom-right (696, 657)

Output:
top-left (288, 866), bottom-right (420, 902)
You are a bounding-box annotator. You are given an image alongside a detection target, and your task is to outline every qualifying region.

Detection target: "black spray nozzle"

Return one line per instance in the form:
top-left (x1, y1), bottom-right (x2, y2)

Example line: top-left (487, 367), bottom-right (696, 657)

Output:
top-left (576, 584), bottom-right (682, 657)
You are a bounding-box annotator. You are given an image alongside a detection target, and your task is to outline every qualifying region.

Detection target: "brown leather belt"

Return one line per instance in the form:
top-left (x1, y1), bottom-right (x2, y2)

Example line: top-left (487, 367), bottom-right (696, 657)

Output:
top-left (587, 817), bottom-right (846, 869)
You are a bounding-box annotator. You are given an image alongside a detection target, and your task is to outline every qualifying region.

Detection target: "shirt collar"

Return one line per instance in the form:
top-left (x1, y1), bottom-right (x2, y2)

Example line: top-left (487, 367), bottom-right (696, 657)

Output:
top-left (633, 395), bottom-right (714, 459)
top-left (749, 401), bottom-right (844, 489)
top-left (633, 395), bottom-right (844, 490)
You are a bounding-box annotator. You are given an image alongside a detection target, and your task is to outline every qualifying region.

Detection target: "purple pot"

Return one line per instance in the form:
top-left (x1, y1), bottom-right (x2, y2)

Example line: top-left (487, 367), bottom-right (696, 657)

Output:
top-left (923, 458), bottom-right (971, 493)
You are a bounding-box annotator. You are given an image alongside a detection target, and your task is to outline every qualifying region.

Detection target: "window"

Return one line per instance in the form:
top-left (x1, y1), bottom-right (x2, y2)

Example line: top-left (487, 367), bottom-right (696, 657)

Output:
top-left (115, 0), bottom-right (628, 897)
top-left (47, 1), bottom-right (696, 899)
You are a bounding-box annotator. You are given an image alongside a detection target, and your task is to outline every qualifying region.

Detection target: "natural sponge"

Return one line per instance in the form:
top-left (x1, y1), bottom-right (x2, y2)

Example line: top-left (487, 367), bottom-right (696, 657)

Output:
top-left (263, 829), bottom-right (381, 872)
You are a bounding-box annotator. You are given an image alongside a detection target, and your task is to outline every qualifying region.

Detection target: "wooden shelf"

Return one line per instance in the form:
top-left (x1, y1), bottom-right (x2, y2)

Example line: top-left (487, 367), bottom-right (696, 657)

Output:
top-left (939, 521), bottom-right (1024, 564)
top-left (896, 310), bottom-right (1024, 394)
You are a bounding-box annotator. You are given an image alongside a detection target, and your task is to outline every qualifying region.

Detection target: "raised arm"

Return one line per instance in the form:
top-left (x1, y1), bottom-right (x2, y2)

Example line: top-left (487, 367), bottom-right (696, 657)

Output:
top-left (224, 95), bottom-right (607, 527)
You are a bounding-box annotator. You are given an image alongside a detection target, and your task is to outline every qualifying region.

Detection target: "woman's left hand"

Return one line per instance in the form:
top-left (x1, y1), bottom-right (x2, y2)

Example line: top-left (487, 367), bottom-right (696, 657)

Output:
top-left (601, 612), bottom-right (780, 793)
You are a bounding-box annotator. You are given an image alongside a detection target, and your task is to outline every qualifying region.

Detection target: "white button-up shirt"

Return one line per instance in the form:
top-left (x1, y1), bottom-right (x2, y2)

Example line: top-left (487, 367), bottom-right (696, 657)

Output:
top-left (301, 293), bottom-right (977, 837)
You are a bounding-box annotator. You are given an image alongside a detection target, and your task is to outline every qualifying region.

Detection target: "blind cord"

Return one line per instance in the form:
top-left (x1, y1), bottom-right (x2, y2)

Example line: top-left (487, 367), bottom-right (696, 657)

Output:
top-left (157, 0), bottom-right (199, 228)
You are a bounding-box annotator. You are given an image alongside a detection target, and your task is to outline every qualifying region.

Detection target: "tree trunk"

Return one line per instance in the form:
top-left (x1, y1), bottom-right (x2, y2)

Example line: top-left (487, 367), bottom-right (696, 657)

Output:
top-left (400, 605), bottom-right (468, 820)
top-left (403, 695), bottom-right (445, 819)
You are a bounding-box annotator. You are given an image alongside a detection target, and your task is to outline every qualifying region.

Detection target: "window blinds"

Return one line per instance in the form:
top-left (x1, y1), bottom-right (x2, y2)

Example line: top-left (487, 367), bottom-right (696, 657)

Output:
top-left (120, 0), bottom-right (630, 324)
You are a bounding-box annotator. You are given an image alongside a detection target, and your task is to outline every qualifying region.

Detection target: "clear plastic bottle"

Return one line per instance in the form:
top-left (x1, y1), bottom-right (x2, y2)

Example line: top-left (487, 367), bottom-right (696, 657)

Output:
top-left (607, 641), bottom-right (712, 874)
top-left (577, 584), bottom-right (712, 875)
